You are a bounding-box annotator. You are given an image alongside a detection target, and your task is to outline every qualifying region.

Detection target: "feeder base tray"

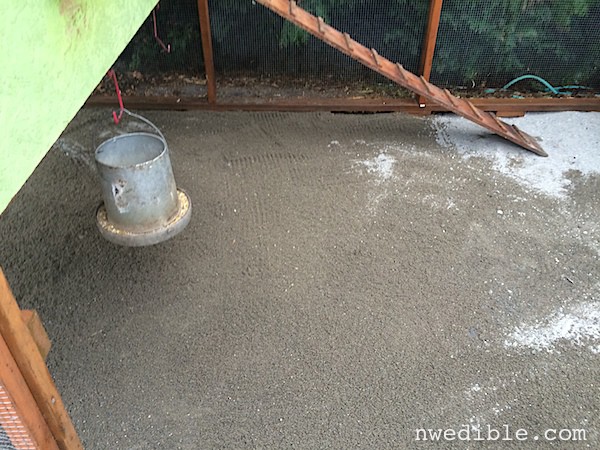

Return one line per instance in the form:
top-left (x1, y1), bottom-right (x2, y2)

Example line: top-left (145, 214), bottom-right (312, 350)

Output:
top-left (96, 189), bottom-right (192, 247)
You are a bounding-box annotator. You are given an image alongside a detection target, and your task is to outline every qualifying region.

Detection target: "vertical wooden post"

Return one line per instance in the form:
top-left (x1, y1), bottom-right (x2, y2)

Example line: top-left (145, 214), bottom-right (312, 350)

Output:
top-left (197, 0), bottom-right (217, 104)
top-left (418, 0), bottom-right (443, 108)
top-left (0, 269), bottom-right (83, 450)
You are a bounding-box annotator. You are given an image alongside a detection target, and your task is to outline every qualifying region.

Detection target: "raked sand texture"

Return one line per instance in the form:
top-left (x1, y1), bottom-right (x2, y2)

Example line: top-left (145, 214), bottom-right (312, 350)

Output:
top-left (1, 110), bottom-right (599, 448)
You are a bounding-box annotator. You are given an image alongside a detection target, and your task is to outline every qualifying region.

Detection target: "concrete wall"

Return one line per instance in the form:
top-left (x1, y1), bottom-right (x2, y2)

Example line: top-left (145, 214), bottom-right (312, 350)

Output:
top-left (0, 0), bottom-right (158, 215)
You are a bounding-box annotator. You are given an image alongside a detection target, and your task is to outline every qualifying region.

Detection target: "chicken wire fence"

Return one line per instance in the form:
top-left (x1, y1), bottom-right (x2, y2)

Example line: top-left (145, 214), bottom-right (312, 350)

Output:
top-left (104, 0), bottom-right (599, 100)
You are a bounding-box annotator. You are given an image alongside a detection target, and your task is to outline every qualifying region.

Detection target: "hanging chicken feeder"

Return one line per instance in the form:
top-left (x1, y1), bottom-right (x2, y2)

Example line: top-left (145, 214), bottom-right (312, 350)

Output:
top-left (94, 111), bottom-right (191, 246)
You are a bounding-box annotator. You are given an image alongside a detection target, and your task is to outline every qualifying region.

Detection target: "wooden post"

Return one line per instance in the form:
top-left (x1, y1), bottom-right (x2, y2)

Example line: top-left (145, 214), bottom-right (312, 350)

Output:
top-left (418, 0), bottom-right (443, 108)
top-left (21, 310), bottom-right (52, 361)
top-left (197, 0), bottom-right (217, 104)
top-left (0, 269), bottom-right (83, 450)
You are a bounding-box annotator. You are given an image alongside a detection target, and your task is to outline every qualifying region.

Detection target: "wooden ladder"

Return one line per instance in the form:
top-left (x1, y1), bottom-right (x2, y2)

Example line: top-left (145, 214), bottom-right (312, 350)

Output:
top-left (255, 0), bottom-right (547, 157)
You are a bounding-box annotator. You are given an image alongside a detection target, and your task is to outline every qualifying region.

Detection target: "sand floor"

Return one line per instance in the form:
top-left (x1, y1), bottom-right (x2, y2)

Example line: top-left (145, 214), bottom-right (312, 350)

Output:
top-left (1, 109), bottom-right (599, 449)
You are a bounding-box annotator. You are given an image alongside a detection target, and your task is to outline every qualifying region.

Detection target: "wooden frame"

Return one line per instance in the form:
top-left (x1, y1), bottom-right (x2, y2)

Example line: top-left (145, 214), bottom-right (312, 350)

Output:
top-left (418, 0), bottom-right (443, 107)
top-left (197, 0), bottom-right (217, 104)
top-left (100, 0), bottom-right (598, 117)
top-left (87, 95), bottom-right (600, 115)
top-left (0, 269), bottom-right (82, 450)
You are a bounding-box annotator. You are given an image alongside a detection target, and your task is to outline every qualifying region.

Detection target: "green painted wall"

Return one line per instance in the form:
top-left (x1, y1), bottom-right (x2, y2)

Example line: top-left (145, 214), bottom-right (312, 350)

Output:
top-left (0, 0), bottom-right (157, 215)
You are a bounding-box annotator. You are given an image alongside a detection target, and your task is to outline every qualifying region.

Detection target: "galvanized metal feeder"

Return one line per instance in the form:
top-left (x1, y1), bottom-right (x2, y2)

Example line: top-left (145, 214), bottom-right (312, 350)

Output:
top-left (95, 111), bottom-right (191, 246)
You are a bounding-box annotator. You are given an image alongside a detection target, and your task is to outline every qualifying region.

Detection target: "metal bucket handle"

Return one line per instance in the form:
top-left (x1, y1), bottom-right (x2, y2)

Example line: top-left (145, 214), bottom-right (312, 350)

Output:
top-left (120, 108), bottom-right (167, 144)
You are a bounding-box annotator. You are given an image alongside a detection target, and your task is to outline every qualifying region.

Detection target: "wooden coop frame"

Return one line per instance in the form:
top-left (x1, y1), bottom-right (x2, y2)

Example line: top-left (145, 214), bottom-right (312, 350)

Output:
top-left (88, 0), bottom-right (600, 116)
top-left (0, 269), bottom-right (82, 450)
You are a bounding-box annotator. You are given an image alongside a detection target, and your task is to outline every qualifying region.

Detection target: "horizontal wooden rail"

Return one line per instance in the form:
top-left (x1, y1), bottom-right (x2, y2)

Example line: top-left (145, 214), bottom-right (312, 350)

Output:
top-left (86, 94), bottom-right (600, 114)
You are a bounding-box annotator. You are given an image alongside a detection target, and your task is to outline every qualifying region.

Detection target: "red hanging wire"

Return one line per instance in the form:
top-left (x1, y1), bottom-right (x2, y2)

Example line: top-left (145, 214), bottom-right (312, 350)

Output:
top-left (106, 69), bottom-right (124, 124)
top-left (152, 5), bottom-right (171, 53)
top-left (105, 4), bottom-right (169, 125)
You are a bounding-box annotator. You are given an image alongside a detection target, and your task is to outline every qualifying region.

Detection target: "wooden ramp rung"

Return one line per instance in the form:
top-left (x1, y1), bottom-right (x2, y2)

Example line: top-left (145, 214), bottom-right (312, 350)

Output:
top-left (256, 0), bottom-right (547, 157)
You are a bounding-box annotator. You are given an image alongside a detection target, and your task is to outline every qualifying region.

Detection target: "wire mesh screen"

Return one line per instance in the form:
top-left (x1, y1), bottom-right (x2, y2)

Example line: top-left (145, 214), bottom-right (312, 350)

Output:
top-left (100, 0), bottom-right (599, 100)
top-left (105, 1), bottom-right (207, 97)
top-left (209, 0), bottom-right (428, 99)
top-left (431, 0), bottom-right (600, 90)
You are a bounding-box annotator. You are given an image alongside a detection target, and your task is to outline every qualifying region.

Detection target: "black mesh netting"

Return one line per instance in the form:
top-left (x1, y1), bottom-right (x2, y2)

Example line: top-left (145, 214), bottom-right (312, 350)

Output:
top-left (115, 1), bottom-right (203, 75)
top-left (207, 0), bottom-right (427, 98)
top-left (210, 0), bottom-right (426, 78)
top-left (431, 0), bottom-right (600, 89)
top-left (105, 0), bottom-right (599, 98)
top-left (106, 1), bottom-right (208, 98)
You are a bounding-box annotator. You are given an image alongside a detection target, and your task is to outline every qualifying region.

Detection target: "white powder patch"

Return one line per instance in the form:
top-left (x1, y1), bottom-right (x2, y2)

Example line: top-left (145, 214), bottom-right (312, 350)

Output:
top-left (378, 142), bottom-right (434, 160)
top-left (357, 153), bottom-right (396, 183)
top-left (54, 137), bottom-right (96, 171)
top-left (432, 112), bottom-right (600, 198)
top-left (460, 378), bottom-right (515, 431)
top-left (504, 301), bottom-right (600, 353)
top-left (352, 152), bottom-right (397, 214)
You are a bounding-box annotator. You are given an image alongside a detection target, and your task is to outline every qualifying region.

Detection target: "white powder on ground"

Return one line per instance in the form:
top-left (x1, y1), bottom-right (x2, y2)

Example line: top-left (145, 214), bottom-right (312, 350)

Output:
top-left (432, 112), bottom-right (600, 198)
top-left (504, 301), bottom-right (600, 353)
top-left (353, 152), bottom-right (398, 213)
top-left (357, 153), bottom-right (396, 182)
top-left (54, 137), bottom-right (96, 171)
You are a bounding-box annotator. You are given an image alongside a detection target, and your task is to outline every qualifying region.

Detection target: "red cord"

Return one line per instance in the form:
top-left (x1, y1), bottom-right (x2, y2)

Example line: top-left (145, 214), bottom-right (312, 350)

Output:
top-left (152, 6), bottom-right (171, 53)
top-left (107, 69), bottom-right (124, 124)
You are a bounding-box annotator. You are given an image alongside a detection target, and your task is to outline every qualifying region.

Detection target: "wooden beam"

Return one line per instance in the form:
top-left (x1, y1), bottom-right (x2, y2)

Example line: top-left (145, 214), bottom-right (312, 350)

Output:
top-left (86, 94), bottom-right (600, 114)
top-left (197, 0), bottom-right (217, 104)
top-left (0, 334), bottom-right (59, 450)
top-left (0, 269), bottom-right (82, 450)
top-left (418, 0), bottom-right (443, 107)
top-left (21, 310), bottom-right (51, 361)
